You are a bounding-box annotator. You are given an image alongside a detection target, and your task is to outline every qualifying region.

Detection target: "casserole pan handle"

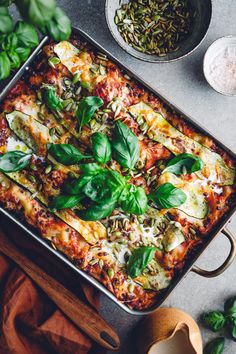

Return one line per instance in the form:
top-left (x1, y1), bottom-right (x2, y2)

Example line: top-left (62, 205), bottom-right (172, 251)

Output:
top-left (191, 227), bottom-right (236, 278)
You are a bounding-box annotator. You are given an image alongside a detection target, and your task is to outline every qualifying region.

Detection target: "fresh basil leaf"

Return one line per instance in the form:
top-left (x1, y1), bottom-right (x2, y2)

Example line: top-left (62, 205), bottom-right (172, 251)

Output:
top-left (0, 51), bottom-right (10, 80)
top-left (91, 132), bottom-right (112, 164)
top-left (0, 151), bottom-right (31, 172)
top-left (15, 0), bottom-right (56, 27)
top-left (83, 170), bottom-right (122, 203)
top-left (0, 0), bottom-right (13, 5)
top-left (8, 50), bottom-right (21, 69)
top-left (127, 246), bottom-right (157, 278)
top-left (41, 7), bottom-right (71, 42)
top-left (163, 153), bottom-right (204, 175)
top-left (224, 297), bottom-right (236, 317)
top-left (76, 200), bottom-right (116, 221)
top-left (76, 96), bottom-right (103, 133)
top-left (149, 182), bottom-right (187, 209)
top-left (227, 316), bottom-right (236, 341)
top-left (1, 33), bottom-right (18, 51)
top-left (43, 86), bottom-right (63, 111)
top-left (112, 120), bottom-right (140, 169)
top-left (48, 144), bottom-right (92, 166)
top-left (15, 21), bottom-right (39, 48)
top-left (203, 337), bottom-right (225, 354)
top-left (202, 311), bottom-right (226, 332)
top-left (0, 7), bottom-right (13, 34)
top-left (64, 175), bottom-right (93, 195)
top-left (15, 47), bottom-right (31, 62)
top-left (121, 185), bottom-right (148, 215)
top-left (49, 194), bottom-right (83, 210)
top-left (80, 163), bottom-right (104, 175)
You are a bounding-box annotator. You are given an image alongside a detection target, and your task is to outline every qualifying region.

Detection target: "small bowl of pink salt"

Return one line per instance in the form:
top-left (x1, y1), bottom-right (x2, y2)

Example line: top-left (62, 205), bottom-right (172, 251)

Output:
top-left (203, 36), bottom-right (236, 96)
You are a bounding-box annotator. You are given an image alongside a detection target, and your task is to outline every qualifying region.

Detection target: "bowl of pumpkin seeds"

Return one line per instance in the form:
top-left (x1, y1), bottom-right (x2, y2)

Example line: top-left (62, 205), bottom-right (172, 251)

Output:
top-left (105, 0), bottom-right (212, 62)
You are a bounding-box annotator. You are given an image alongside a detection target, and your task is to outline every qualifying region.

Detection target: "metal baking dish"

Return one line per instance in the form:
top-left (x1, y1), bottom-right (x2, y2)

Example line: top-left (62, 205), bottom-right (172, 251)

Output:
top-left (0, 28), bottom-right (236, 315)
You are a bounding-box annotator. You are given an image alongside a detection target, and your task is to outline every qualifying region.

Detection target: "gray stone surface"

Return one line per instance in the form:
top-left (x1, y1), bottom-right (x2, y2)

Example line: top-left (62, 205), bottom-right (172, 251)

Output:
top-left (7, 1), bottom-right (236, 353)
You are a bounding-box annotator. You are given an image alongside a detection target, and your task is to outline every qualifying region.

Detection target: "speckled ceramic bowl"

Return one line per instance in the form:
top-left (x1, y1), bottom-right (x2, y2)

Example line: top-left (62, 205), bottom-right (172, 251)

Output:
top-left (105, 0), bottom-right (212, 63)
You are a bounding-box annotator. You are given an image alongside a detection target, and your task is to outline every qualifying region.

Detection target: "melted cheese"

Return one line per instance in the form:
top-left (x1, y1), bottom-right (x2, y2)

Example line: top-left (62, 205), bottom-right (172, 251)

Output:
top-left (129, 102), bottom-right (235, 186)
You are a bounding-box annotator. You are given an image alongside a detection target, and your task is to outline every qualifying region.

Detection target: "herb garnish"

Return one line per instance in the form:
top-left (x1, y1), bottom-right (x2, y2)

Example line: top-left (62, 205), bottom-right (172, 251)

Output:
top-left (48, 143), bottom-right (92, 166)
top-left (204, 337), bottom-right (225, 354)
top-left (43, 86), bottom-right (63, 112)
top-left (149, 182), bottom-right (187, 209)
top-left (127, 246), bottom-right (157, 278)
top-left (49, 194), bottom-right (84, 211)
top-left (0, 151), bottom-right (32, 173)
top-left (76, 96), bottom-right (104, 133)
top-left (91, 132), bottom-right (112, 164)
top-left (163, 153), bottom-right (204, 175)
top-left (112, 120), bottom-right (140, 169)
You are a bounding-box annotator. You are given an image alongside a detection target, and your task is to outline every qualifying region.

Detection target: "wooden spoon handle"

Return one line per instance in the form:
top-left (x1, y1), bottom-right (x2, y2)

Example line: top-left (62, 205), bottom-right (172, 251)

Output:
top-left (0, 229), bottom-right (120, 351)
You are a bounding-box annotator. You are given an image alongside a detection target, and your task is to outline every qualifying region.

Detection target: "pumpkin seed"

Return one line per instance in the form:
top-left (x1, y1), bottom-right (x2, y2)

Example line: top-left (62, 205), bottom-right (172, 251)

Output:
top-left (115, 0), bottom-right (192, 57)
top-left (45, 165), bottom-right (52, 174)
top-left (48, 57), bottom-right (60, 68)
top-left (107, 268), bottom-right (114, 278)
top-left (72, 72), bottom-right (81, 84)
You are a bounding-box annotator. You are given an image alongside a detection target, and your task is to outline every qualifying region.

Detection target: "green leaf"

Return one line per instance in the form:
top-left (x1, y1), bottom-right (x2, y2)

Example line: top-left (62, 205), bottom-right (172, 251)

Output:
top-left (79, 163), bottom-right (104, 175)
top-left (64, 175), bottom-right (93, 195)
top-left (15, 47), bottom-right (31, 62)
top-left (43, 86), bottom-right (63, 111)
top-left (91, 132), bottom-right (112, 164)
top-left (15, 0), bottom-right (56, 27)
top-left (202, 311), bottom-right (226, 332)
top-left (48, 144), bottom-right (92, 166)
top-left (8, 50), bottom-right (21, 69)
top-left (0, 0), bottom-right (13, 5)
top-left (112, 120), bottom-right (140, 169)
top-left (0, 7), bottom-right (13, 34)
top-left (121, 185), bottom-right (148, 215)
top-left (0, 51), bottom-right (10, 80)
top-left (15, 21), bottom-right (39, 48)
top-left (76, 200), bottom-right (116, 221)
top-left (203, 337), bottom-right (225, 354)
top-left (149, 182), bottom-right (187, 209)
top-left (49, 194), bottom-right (83, 210)
top-left (226, 316), bottom-right (236, 341)
top-left (163, 153), bottom-right (204, 175)
top-left (127, 247), bottom-right (157, 278)
top-left (224, 297), bottom-right (236, 317)
top-left (1, 33), bottom-right (18, 51)
top-left (0, 151), bottom-right (31, 172)
top-left (82, 170), bottom-right (123, 204)
top-left (76, 96), bottom-right (103, 133)
top-left (41, 7), bottom-right (71, 42)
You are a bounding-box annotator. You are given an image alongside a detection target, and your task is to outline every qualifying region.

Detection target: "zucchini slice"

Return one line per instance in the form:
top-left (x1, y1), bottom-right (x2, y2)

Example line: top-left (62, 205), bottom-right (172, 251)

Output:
top-left (159, 172), bottom-right (209, 219)
top-left (162, 223), bottom-right (185, 252)
top-left (129, 102), bottom-right (235, 186)
top-left (6, 111), bottom-right (53, 156)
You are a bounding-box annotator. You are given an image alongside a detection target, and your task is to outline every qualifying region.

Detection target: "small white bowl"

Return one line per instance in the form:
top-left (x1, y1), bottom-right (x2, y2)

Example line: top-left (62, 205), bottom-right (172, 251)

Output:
top-left (203, 36), bottom-right (236, 96)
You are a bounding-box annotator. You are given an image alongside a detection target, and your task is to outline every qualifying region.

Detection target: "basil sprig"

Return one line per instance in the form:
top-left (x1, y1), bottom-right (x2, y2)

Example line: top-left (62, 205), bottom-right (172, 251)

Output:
top-left (127, 246), bottom-right (157, 278)
top-left (225, 296), bottom-right (236, 341)
top-left (49, 194), bottom-right (84, 211)
top-left (0, 151), bottom-right (32, 172)
top-left (149, 182), bottom-right (187, 209)
top-left (163, 153), bottom-right (204, 175)
top-left (15, 21), bottom-right (39, 48)
top-left (0, 51), bottom-right (10, 80)
top-left (121, 185), bottom-right (148, 215)
top-left (76, 200), bottom-right (117, 221)
top-left (112, 120), bottom-right (140, 169)
top-left (0, 6), bottom-right (13, 34)
top-left (44, 86), bottom-right (63, 112)
top-left (91, 132), bottom-right (112, 164)
top-left (15, 0), bottom-right (56, 27)
top-left (48, 144), bottom-right (92, 166)
top-left (41, 7), bottom-right (71, 42)
top-left (202, 312), bottom-right (226, 332)
top-left (204, 337), bottom-right (225, 354)
top-left (76, 96), bottom-right (104, 133)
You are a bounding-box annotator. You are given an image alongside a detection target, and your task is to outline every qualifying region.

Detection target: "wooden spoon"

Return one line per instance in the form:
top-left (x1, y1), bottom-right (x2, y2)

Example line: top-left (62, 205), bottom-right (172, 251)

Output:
top-left (0, 229), bottom-right (120, 351)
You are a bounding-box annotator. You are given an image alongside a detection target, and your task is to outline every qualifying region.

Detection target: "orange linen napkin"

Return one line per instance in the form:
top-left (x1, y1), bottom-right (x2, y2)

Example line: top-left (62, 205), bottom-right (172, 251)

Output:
top-left (0, 217), bottom-right (104, 354)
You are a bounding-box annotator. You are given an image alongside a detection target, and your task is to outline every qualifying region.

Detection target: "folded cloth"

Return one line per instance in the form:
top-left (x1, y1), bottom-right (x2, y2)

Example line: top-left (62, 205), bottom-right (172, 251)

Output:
top-left (0, 217), bottom-right (103, 354)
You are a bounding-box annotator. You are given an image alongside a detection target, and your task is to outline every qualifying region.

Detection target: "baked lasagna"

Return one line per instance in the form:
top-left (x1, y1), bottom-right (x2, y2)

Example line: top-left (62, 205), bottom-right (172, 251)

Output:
top-left (0, 34), bottom-right (235, 310)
